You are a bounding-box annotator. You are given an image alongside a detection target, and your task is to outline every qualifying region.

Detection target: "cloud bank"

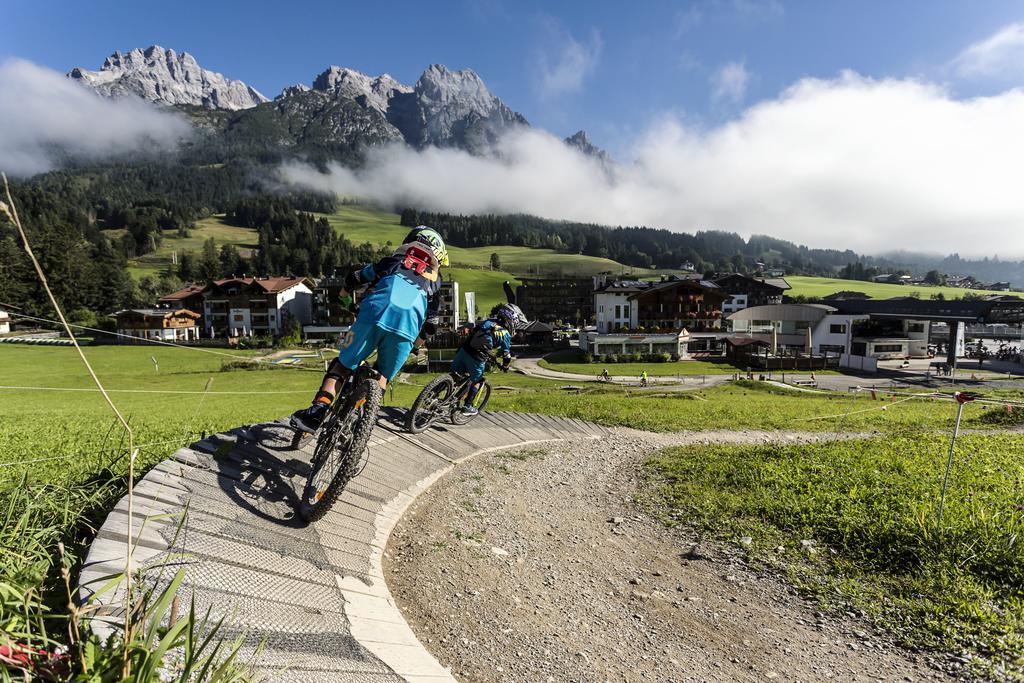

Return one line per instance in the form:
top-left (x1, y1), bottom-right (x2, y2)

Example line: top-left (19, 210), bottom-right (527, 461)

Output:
top-left (0, 59), bottom-right (191, 176)
top-left (281, 71), bottom-right (1024, 258)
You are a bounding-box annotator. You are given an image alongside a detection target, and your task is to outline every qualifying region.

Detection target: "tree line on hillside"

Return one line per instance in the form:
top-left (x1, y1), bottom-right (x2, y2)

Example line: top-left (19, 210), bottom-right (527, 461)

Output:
top-left (0, 163), bottom-right (359, 318)
top-left (400, 209), bottom-right (860, 275)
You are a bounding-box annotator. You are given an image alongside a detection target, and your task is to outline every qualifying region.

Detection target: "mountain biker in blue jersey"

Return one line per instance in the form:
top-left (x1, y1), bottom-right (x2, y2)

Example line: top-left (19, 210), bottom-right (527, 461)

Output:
top-left (452, 302), bottom-right (528, 416)
top-left (290, 226), bottom-right (449, 433)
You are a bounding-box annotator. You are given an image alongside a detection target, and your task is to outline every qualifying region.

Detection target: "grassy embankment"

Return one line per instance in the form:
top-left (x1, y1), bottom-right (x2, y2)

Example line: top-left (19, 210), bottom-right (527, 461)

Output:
top-left (647, 429), bottom-right (1024, 679)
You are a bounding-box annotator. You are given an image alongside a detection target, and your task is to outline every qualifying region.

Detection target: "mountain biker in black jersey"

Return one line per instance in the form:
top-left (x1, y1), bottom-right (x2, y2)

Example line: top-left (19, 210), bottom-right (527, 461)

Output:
top-left (450, 302), bottom-right (528, 415)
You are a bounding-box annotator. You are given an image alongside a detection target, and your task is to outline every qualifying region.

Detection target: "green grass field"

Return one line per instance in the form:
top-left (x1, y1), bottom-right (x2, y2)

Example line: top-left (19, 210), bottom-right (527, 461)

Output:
top-left (123, 215), bottom-right (258, 280)
top-left (786, 275), bottom-right (1011, 300)
top-left (648, 431), bottom-right (1024, 678)
top-left (321, 206), bottom-right (677, 278)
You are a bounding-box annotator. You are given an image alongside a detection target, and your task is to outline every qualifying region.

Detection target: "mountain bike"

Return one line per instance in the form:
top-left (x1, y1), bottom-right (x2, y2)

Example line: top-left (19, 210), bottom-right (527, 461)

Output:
top-left (299, 363), bottom-right (383, 522)
top-left (405, 356), bottom-right (502, 434)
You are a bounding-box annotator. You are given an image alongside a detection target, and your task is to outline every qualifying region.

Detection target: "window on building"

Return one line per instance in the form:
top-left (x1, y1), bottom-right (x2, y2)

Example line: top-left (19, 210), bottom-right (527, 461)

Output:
top-left (829, 324), bottom-right (847, 334)
top-left (624, 304), bottom-right (630, 318)
top-left (907, 323), bottom-right (925, 333)
top-left (874, 343), bottom-right (904, 353)
top-left (615, 305), bottom-right (621, 318)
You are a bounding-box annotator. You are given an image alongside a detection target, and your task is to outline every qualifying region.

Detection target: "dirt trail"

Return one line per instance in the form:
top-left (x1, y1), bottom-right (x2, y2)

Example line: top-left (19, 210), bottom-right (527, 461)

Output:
top-left (385, 429), bottom-right (962, 683)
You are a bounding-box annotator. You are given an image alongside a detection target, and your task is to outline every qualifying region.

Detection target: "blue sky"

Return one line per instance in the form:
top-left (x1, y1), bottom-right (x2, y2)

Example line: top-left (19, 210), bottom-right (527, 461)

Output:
top-left (3, 0), bottom-right (1023, 153)
top-left (5, 1), bottom-right (1024, 255)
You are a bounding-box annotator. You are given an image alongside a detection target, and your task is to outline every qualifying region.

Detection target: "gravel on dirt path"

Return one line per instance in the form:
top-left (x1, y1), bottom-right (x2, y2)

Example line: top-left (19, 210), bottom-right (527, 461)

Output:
top-left (385, 429), bottom-right (963, 683)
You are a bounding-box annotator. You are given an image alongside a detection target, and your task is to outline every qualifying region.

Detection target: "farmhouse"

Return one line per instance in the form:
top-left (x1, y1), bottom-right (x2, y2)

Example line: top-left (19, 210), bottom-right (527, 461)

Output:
top-left (114, 308), bottom-right (201, 343)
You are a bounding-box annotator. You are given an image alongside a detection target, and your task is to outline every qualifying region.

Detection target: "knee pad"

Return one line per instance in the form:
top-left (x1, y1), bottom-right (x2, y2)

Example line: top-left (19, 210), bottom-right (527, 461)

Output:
top-left (325, 357), bottom-right (351, 382)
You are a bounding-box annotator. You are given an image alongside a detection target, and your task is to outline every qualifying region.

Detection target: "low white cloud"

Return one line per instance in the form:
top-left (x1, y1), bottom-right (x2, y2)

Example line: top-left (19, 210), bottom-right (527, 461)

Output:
top-left (951, 22), bottom-right (1024, 80)
top-left (537, 25), bottom-right (602, 96)
top-left (711, 60), bottom-right (750, 104)
top-left (0, 59), bottom-right (191, 177)
top-left (281, 71), bottom-right (1024, 258)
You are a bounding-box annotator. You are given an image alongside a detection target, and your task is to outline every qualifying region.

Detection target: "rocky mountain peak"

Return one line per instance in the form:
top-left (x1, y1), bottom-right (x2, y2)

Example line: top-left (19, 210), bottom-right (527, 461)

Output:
top-left (69, 45), bottom-right (267, 110)
top-left (416, 64), bottom-right (494, 111)
top-left (565, 130), bottom-right (613, 165)
top-left (308, 65), bottom-right (412, 114)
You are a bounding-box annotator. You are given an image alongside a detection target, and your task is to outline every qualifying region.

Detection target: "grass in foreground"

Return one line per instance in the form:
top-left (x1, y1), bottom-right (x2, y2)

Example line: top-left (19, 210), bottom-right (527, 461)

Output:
top-left (646, 432), bottom-right (1024, 679)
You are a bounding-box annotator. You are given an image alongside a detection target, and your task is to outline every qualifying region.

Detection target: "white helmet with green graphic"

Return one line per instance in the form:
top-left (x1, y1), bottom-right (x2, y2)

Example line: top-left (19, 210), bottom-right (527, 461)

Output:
top-left (403, 226), bottom-right (449, 267)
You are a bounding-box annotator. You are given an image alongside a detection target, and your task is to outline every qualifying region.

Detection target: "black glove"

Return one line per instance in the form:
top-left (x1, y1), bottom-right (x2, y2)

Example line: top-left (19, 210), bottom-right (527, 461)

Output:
top-left (501, 357), bottom-right (512, 373)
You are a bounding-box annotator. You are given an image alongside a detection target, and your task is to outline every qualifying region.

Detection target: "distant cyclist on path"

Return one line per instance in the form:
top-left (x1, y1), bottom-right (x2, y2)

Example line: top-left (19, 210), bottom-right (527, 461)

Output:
top-left (450, 302), bottom-right (528, 415)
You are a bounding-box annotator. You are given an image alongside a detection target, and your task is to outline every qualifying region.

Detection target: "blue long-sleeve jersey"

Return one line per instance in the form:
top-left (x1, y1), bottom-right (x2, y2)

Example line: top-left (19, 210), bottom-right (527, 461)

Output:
top-left (349, 255), bottom-right (443, 342)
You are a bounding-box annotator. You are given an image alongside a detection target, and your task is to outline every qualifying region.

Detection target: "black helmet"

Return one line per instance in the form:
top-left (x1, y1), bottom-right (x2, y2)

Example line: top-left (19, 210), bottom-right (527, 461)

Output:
top-left (491, 302), bottom-right (528, 331)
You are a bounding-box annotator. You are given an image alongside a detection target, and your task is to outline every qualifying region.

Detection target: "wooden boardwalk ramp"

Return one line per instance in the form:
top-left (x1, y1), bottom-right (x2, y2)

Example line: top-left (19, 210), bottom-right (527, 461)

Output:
top-left (78, 408), bottom-right (609, 682)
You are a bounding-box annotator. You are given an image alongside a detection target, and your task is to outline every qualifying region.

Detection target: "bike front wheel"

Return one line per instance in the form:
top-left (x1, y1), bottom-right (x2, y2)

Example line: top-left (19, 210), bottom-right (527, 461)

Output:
top-left (406, 373), bottom-right (457, 434)
top-left (300, 378), bottom-right (382, 523)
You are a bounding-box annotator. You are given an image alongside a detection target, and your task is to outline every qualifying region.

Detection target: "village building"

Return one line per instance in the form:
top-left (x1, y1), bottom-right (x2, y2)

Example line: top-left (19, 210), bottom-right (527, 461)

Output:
top-left (627, 278), bottom-right (727, 332)
top-left (437, 280), bottom-right (461, 331)
top-left (114, 308), bottom-right (201, 343)
top-left (516, 277), bottom-right (594, 325)
top-left (0, 308), bottom-right (10, 334)
top-left (162, 276), bottom-right (314, 338)
top-left (712, 273), bottom-right (789, 317)
top-left (580, 329), bottom-right (691, 358)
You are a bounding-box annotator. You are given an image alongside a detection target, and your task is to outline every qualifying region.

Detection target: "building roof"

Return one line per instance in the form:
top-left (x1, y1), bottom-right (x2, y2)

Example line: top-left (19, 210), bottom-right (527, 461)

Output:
top-left (627, 278), bottom-right (722, 301)
top-left (161, 277), bottom-right (313, 301)
top-left (594, 279), bottom-right (653, 294)
top-left (159, 283), bottom-right (205, 302)
top-left (523, 320), bottom-right (554, 333)
top-left (757, 277), bottom-right (791, 291)
top-left (115, 308), bottom-right (201, 320)
top-left (712, 273), bottom-right (787, 294)
top-left (832, 297), bottom-right (1024, 324)
top-left (212, 276), bottom-right (313, 293)
top-left (728, 303), bottom-right (837, 323)
top-left (823, 290), bottom-right (871, 301)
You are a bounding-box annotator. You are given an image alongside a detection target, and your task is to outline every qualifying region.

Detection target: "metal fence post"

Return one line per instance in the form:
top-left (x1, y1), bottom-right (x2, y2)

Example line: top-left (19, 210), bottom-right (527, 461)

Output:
top-left (936, 392), bottom-right (974, 540)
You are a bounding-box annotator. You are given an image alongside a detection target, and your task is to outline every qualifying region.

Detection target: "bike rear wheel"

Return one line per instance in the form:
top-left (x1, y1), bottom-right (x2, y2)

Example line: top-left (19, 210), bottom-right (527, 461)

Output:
top-left (406, 373), bottom-right (457, 434)
top-left (451, 380), bottom-right (491, 425)
top-left (300, 378), bottom-right (382, 523)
